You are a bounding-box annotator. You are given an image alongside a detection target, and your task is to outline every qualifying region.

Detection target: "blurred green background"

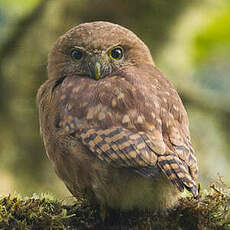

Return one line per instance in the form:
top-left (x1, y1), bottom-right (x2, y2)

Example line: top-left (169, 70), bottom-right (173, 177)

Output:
top-left (0, 0), bottom-right (229, 198)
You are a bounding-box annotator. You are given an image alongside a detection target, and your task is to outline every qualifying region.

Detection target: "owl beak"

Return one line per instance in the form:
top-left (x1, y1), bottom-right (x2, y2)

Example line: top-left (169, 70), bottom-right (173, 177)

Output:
top-left (94, 62), bottom-right (101, 80)
top-left (88, 56), bottom-right (103, 80)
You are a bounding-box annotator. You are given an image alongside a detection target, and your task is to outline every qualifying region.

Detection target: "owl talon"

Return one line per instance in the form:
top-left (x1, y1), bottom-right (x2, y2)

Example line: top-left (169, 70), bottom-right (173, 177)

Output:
top-left (190, 184), bottom-right (199, 198)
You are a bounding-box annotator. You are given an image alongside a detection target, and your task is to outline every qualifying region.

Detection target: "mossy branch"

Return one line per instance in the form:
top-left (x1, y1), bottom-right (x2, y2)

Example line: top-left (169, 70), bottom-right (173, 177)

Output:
top-left (0, 181), bottom-right (229, 230)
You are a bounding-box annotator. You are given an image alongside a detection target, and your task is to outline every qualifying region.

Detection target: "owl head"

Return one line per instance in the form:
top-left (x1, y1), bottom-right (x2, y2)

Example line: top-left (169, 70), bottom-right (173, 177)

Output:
top-left (48, 21), bottom-right (154, 80)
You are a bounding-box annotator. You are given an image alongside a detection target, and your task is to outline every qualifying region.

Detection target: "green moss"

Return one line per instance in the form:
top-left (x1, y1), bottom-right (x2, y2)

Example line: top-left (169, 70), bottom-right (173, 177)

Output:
top-left (0, 182), bottom-right (230, 229)
top-left (0, 193), bottom-right (73, 230)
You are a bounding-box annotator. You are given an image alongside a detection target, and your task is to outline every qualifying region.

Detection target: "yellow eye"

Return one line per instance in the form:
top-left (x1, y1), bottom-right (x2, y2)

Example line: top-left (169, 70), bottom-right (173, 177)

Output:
top-left (109, 47), bottom-right (123, 60)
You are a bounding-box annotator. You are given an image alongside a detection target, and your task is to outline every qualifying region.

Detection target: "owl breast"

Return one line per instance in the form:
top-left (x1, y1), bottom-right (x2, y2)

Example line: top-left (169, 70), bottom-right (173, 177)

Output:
top-left (56, 69), bottom-right (164, 134)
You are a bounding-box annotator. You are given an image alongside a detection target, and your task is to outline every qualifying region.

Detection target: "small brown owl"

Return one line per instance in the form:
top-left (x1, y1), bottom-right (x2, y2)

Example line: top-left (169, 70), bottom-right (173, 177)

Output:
top-left (37, 21), bottom-right (198, 212)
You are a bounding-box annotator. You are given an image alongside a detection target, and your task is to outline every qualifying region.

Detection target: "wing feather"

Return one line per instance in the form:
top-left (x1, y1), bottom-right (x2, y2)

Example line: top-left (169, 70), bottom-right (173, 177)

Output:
top-left (64, 119), bottom-right (197, 196)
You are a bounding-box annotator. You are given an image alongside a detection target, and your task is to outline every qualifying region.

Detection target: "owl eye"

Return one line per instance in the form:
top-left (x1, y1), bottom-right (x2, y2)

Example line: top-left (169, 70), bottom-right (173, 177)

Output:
top-left (71, 48), bottom-right (83, 60)
top-left (109, 47), bottom-right (123, 60)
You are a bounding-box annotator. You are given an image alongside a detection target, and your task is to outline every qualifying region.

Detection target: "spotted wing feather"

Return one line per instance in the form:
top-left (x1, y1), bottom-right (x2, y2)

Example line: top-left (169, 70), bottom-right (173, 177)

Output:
top-left (157, 152), bottom-right (198, 196)
top-left (72, 126), bottom-right (158, 169)
top-left (137, 132), bottom-right (198, 196)
top-left (62, 116), bottom-right (197, 196)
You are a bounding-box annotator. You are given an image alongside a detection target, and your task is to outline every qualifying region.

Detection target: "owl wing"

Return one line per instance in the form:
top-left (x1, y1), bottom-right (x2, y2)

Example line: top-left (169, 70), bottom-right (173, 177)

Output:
top-left (145, 129), bottom-right (198, 196)
top-left (61, 118), bottom-right (197, 196)
top-left (66, 125), bottom-right (159, 174)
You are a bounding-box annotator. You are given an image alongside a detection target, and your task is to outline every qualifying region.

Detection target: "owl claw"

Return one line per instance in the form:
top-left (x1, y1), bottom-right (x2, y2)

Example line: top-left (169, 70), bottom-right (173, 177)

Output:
top-left (189, 184), bottom-right (198, 198)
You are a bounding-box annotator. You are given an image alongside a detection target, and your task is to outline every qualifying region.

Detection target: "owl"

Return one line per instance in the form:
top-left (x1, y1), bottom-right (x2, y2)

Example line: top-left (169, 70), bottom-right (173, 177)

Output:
top-left (37, 21), bottom-right (198, 212)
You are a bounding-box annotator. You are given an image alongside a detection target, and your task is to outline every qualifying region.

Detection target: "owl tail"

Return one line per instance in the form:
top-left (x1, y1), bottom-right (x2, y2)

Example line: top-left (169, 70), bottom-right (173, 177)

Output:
top-left (157, 153), bottom-right (198, 197)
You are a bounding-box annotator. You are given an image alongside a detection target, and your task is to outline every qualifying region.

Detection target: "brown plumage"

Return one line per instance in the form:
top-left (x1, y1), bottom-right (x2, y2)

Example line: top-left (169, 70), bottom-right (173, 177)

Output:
top-left (37, 21), bottom-right (198, 211)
